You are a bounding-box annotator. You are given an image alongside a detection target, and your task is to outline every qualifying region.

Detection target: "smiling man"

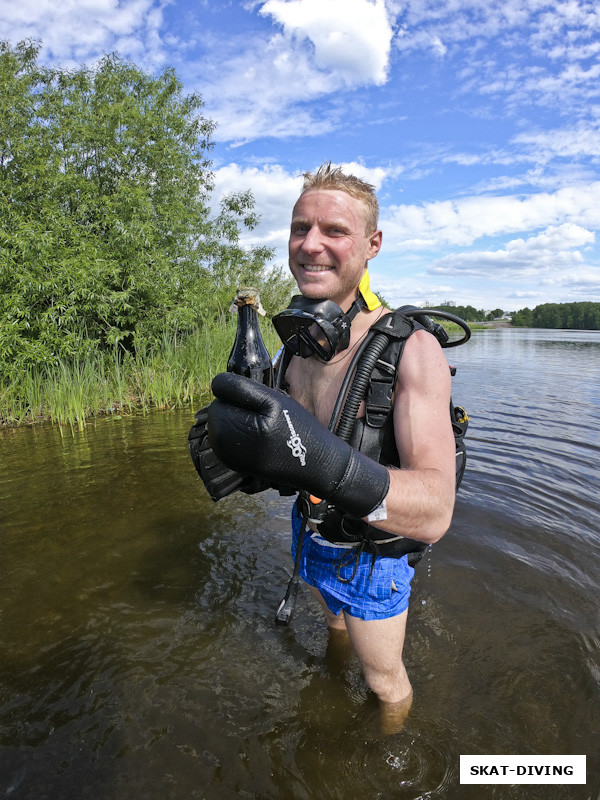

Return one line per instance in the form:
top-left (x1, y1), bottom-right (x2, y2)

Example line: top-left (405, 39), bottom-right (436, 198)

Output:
top-left (206, 163), bottom-right (457, 725)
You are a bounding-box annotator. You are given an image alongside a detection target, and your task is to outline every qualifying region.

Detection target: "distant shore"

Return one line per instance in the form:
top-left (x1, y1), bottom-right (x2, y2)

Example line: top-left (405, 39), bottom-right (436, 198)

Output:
top-left (476, 319), bottom-right (512, 328)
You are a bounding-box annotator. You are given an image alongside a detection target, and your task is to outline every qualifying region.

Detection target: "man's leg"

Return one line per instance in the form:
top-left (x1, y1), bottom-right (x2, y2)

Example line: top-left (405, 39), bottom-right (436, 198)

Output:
top-left (307, 584), bottom-right (347, 631)
top-left (306, 585), bottom-right (411, 701)
top-left (343, 609), bottom-right (412, 705)
top-left (309, 584), bottom-right (412, 731)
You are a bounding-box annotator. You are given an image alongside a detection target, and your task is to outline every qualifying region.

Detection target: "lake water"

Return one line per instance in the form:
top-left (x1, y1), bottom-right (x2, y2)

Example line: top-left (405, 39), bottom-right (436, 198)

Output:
top-left (1, 328), bottom-right (599, 800)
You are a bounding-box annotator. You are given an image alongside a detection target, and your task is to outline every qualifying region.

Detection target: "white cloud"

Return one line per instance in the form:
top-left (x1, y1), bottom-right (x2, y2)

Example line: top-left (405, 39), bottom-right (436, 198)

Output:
top-left (556, 268), bottom-right (600, 295)
top-left (430, 34), bottom-right (447, 57)
top-left (197, 30), bottom-right (339, 143)
top-left (0, 0), bottom-right (168, 68)
top-left (395, 0), bottom-right (600, 117)
top-left (335, 161), bottom-right (392, 190)
top-left (212, 163), bottom-right (303, 258)
top-left (259, 0), bottom-right (394, 86)
top-left (513, 124), bottom-right (600, 162)
top-left (197, 0), bottom-right (396, 142)
top-left (395, 0), bottom-right (600, 57)
top-left (381, 183), bottom-right (600, 249)
top-left (367, 273), bottom-right (458, 308)
top-left (429, 223), bottom-right (596, 277)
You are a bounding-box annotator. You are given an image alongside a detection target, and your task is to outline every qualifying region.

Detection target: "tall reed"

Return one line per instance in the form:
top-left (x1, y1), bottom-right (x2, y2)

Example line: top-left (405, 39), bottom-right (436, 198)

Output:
top-left (1, 314), bottom-right (281, 429)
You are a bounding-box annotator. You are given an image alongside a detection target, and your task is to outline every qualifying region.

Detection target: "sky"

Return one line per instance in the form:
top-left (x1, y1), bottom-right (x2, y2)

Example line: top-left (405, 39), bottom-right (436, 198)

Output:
top-left (2, 0), bottom-right (600, 311)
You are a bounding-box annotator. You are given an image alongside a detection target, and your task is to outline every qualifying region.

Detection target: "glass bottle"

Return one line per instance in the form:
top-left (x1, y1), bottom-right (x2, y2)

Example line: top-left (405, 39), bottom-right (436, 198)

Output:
top-left (227, 288), bottom-right (273, 386)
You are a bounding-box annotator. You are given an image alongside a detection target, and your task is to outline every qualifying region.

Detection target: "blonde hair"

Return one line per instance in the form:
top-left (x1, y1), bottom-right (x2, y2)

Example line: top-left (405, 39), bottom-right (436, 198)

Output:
top-left (300, 162), bottom-right (379, 233)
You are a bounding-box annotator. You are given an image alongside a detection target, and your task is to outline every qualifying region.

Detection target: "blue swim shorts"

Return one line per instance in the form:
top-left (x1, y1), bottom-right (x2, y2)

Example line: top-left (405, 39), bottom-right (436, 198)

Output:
top-left (291, 503), bottom-right (414, 621)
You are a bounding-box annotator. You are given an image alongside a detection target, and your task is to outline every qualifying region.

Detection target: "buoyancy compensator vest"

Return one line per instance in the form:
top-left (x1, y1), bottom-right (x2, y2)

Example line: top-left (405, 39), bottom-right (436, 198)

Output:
top-left (276, 305), bottom-right (470, 567)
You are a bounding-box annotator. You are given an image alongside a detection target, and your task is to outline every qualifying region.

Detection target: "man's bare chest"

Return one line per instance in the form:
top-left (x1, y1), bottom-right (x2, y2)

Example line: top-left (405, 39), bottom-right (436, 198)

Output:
top-left (285, 354), bottom-right (355, 429)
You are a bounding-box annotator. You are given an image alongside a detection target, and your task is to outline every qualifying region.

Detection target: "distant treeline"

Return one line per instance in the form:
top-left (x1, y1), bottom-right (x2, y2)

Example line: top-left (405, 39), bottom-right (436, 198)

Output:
top-left (430, 302), bottom-right (600, 330)
top-left (429, 304), bottom-right (499, 322)
top-left (511, 302), bottom-right (600, 329)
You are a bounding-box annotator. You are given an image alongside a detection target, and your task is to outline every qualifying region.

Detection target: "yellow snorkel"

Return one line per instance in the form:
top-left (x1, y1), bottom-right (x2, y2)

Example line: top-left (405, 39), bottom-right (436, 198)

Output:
top-left (358, 269), bottom-right (382, 311)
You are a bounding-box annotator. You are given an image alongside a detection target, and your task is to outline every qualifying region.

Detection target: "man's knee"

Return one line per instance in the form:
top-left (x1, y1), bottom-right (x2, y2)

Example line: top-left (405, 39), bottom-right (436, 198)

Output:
top-left (363, 660), bottom-right (412, 704)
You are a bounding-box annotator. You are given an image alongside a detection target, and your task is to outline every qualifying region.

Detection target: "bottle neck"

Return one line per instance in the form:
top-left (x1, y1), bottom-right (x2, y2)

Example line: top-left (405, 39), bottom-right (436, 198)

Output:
top-left (238, 303), bottom-right (258, 332)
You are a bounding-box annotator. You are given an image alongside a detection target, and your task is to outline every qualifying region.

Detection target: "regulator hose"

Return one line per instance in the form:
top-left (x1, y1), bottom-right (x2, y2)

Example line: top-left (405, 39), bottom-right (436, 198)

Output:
top-left (402, 308), bottom-right (471, 348)
top-left (327, 327), bottom-right (379, 439)
top-left (334, 332), bottom-right (391, 442)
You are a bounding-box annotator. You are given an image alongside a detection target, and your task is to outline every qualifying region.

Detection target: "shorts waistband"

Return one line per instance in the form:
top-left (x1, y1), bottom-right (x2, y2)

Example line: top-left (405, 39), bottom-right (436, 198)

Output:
top-left (310, 532), bottom-right (406, 549)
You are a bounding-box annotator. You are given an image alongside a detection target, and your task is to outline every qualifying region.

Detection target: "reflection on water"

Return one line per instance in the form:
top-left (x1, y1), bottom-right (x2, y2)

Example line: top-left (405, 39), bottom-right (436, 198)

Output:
top-left (1, 328), bottom-right (599, 799)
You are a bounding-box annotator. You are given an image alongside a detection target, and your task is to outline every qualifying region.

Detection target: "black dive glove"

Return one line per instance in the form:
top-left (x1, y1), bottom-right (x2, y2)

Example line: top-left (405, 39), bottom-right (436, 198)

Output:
top-left (188, 405), bottom-right (268, 501)
top-left (208, 372), bottom-right (390, 518)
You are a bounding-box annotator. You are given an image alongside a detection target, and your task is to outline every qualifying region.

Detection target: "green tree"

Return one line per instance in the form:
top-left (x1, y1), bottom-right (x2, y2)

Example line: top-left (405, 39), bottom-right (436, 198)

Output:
top-left (511, 307), bottom-right (533, 326)
top-left (532, 302), bottom-right (600, 330)
top-left (511, 303), bottom-right (600, 329)
top-left (583, 303), bottom-right (600, 329)
top-left (434, 304), bottom-right (486, 321)
top-left (533, 304), bottom-right (561, 328)
top-left (0, 40), bottom-right (292, 379)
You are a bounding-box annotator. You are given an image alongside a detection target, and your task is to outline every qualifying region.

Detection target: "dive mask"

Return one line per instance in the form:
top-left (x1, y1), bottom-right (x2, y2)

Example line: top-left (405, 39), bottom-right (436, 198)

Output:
top-left (272, 295), bottom-right (364, 361)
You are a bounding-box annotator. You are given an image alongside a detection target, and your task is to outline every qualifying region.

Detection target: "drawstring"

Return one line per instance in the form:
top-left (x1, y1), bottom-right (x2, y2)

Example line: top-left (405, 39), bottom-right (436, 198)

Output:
top-left (335, 539), bottom-right (380, 583)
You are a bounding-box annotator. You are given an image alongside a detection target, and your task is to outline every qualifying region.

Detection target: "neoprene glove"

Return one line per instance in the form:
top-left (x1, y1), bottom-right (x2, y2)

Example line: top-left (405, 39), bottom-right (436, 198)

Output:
top-left (188, 406), bottom-right (268, 501)
top-left (208, 372), bottom-right (390, 518)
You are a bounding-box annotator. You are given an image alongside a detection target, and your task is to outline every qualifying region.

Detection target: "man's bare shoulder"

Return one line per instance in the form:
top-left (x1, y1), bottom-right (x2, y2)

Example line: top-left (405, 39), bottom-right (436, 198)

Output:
top-left (396, 328), bottom-right (451, 395)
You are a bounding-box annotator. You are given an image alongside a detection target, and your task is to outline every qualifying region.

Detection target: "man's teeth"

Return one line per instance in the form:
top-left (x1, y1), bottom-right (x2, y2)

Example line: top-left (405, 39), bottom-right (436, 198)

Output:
top-left (303, 265), bottom-right (332, 272)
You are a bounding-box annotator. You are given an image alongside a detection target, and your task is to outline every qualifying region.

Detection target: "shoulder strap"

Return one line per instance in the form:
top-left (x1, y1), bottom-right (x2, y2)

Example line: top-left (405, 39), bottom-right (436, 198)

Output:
top-left (365, 307), bottom-right (422, 429)
top-left (365, 337), bottom-right (404, 428)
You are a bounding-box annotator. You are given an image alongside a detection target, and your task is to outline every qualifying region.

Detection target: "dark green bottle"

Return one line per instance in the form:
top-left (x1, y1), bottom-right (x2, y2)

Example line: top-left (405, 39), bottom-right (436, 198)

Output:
top-left (227, 288), bottom-right (273, 386)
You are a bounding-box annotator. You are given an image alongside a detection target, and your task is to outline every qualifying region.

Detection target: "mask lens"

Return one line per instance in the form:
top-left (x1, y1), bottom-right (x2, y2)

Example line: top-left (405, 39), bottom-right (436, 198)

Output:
top-left (298, 321), bottom-right (334, 360)
top-left (273, 310), bottom-right (336, 360)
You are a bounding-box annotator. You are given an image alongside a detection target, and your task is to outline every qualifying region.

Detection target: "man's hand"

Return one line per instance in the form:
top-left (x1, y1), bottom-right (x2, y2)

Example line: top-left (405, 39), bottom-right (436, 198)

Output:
top-left (188, 405), bottom-right (267, 500)
top-left (208, 372), bottom-right (389, 518)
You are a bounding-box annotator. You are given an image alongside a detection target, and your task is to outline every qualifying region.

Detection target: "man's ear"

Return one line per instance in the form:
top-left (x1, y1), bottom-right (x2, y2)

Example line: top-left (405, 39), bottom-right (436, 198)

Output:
top-left (367, 229), bottom-right (383, 260)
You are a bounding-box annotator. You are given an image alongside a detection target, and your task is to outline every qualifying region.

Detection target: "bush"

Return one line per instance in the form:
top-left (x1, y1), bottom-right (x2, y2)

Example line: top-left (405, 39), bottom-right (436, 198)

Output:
top-left (0, 40), bottom-right (293, 381)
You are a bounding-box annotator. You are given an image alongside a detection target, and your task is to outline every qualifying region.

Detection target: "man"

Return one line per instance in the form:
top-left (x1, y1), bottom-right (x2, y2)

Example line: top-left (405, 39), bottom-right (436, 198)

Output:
top-left (207, 164), bottom-right (456, 720)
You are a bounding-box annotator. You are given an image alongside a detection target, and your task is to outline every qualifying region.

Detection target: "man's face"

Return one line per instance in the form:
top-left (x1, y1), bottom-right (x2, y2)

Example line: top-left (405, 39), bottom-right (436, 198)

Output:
top-left (288, 189), bottom-right (382, 308)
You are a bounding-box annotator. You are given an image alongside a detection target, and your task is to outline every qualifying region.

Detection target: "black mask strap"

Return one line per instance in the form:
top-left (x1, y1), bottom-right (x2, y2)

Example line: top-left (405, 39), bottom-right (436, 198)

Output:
top-left (344, 295), bottom-right (365, 324)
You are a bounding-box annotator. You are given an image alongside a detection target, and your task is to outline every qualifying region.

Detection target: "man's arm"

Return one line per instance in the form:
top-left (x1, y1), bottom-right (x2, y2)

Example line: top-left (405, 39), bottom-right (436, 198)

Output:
top-left (366, 329), bottom-right (456, 543)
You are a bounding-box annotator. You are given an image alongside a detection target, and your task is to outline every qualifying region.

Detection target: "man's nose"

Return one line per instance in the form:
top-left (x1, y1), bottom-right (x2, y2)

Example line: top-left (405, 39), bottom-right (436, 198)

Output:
top-left (300, 225), bottom-right (324, 253)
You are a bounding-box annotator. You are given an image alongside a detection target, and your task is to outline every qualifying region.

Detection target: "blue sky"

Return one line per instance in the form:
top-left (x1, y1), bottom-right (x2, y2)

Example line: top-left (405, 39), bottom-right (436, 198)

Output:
top-left (2, 0), bottom-right (600, 311)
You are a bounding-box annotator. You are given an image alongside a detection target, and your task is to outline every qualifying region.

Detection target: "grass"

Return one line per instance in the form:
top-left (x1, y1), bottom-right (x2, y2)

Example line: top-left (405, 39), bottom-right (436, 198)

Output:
top-left (441, 320), bottom-right (488, 336)
top-left (0, 316), bottom-right (282, 431)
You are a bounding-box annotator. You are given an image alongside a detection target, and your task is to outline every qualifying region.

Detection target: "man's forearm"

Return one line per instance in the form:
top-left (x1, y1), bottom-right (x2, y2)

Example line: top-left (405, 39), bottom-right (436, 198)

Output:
top-left (364, 467), bottom-right (455, 544)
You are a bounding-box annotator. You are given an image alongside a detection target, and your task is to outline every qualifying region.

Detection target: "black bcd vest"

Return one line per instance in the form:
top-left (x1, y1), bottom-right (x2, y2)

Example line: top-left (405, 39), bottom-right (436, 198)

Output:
top-left (297, 307), bottom-right (470, 565)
